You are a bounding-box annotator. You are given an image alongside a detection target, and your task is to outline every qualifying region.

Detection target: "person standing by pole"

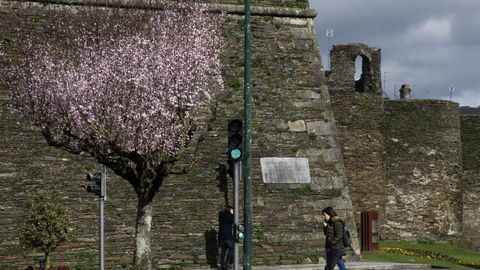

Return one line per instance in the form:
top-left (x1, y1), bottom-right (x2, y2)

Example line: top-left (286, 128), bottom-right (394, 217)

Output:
top-left (218, 206), bottom-right (234, 270)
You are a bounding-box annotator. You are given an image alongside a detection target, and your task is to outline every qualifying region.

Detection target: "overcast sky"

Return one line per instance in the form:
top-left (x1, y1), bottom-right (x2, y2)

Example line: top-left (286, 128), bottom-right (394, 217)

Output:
top-left (310, 0), bottom-right (480, 107)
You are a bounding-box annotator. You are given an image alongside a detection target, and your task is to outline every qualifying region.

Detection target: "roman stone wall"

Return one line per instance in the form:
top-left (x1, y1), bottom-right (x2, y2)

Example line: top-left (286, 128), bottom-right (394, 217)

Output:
top-left (460, 115), bottom-right (480, 250)
top-left (0, 1), bottom-right (357, 268)
top-left (325, 43), bottom-right (468, 245)
top-left (25, 0), bottom-right (310, 8)
top-left (383, 100), bottom-right (462, 241)
top-left (325, 44), bottom-right (387, 232)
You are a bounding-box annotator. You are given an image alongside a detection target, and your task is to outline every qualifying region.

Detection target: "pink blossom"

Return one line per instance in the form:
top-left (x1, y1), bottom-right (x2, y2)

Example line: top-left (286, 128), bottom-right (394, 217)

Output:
top-left (1, 4), bottom-right (224, 164)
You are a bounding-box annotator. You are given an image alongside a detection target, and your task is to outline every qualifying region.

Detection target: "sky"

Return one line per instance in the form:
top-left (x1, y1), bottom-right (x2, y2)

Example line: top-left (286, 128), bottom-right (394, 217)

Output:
top-left (310, 0), bottom-right (480, 107)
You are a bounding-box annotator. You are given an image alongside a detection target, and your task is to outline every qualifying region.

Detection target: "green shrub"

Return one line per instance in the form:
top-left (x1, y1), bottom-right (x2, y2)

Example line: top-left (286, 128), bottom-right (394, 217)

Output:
top-left (19, 193), bottom-right (70, 268)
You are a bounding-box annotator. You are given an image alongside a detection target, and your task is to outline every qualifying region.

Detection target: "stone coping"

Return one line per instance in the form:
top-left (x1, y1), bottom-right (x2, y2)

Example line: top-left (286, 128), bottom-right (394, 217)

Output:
top-left (0, 0), bottom-right (317, 18)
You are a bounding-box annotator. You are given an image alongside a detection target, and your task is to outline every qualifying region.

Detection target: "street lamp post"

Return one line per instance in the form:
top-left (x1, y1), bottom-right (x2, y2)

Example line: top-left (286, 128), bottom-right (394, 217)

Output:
top-left (449, 84), bottom-right (456, 101)
top-left (383, 71), bottom-right (391, 98)
top-left (325, 29), bottom-right (334, 70)
top-left (394, 83), bottom-right (398, 100)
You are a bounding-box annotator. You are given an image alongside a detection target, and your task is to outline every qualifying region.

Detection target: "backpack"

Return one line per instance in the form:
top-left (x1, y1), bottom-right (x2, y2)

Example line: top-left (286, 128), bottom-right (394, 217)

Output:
top-left (342, 226), bottom-right (352, 248)
top-left (332, 220), bottom-right (353, 249)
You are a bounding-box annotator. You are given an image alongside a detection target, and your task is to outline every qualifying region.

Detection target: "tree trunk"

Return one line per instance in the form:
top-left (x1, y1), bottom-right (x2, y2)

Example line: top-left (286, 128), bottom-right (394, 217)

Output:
top-left (133, 197), bottom-right (154, 270)
top-left (44, 252), bottom-right (50, 270)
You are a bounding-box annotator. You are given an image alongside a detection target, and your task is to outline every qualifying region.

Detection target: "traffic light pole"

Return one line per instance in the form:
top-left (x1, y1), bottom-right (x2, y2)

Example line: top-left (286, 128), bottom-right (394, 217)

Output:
top-left (99, 165), bottom-right (106, 270)
top-left (233, 161), bottom-right (241, 270)
top-left (99, 194), bottom-right (104, 270)
top-left (243, 0), bottom-right (253, 269)
top-left (86, 165), bottom-right (107, 270)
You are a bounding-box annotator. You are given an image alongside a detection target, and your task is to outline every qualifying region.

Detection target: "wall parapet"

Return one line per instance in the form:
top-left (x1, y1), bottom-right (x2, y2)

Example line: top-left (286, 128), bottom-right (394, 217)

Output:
top-left (0, 0), bottom-right (317, 18)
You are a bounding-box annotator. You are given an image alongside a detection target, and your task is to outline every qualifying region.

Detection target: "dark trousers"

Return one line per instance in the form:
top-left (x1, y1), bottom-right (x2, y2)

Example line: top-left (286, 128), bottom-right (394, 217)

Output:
top-left (219, 239), bottom-right (234, 269)
top-left (325, 248), bottom-right (342, 270)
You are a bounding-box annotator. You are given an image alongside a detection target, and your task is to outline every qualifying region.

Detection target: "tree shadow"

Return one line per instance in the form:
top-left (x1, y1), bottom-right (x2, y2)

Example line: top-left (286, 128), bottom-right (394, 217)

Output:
top-left (216, 163), bottom-right (229, 206)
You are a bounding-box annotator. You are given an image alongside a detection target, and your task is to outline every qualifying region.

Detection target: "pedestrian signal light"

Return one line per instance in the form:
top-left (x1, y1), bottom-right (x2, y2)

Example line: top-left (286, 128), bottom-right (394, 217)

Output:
top-left (235, 223), bottom-right (244, 242)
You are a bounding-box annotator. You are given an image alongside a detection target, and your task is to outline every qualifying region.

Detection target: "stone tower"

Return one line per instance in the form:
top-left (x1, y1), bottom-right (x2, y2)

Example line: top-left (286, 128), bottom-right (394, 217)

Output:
top-left (460, 115), bottom-right (480, 249)
top-left (383, 100), bottom-right (462, 240)
top-left (325, 44), bottom-right (387, 230)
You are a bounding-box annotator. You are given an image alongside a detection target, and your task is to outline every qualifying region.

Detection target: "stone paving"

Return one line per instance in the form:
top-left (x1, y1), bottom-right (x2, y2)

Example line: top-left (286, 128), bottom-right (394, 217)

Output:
top-left (186, 261), bottom-right (433, 270)
top-left (252, 262), bottom-right (432, 270)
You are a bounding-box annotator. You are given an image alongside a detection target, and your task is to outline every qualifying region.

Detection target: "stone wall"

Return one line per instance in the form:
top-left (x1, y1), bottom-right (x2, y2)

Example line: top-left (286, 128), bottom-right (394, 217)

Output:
top-left (325, 44), bottom-right (387, 231)
top-left (324, 43), bottom-right (468, 246)
top-left (0, 1), bottom-right (357, 268)
top-left (383, 100), bottom-right (462, 241)
top-left (460, 115), bottom-right (480, 249)
top-left (27, 0), bottom-right (310, 8)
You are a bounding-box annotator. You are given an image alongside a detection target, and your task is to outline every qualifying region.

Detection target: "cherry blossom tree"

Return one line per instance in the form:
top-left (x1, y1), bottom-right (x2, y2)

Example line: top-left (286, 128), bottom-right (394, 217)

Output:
top-left (1, 3), bottom-right (224, 269)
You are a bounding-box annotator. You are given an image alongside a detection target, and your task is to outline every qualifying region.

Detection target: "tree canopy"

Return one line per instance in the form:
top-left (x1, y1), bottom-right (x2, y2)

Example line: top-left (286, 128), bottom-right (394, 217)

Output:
top-left (1, 3), bottom-right (224, 171)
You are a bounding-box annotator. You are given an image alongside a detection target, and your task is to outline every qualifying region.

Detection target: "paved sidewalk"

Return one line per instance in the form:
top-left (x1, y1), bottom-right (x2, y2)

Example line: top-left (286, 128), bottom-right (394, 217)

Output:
top-left (188, 261), bottom-right (432, 270)
top-left (252, 262), bottom-right (432, 270)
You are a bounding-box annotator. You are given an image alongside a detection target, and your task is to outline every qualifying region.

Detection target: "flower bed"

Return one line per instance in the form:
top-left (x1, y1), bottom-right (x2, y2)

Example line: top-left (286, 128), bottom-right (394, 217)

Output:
top-left (381, 247), bottom-right (480, 268)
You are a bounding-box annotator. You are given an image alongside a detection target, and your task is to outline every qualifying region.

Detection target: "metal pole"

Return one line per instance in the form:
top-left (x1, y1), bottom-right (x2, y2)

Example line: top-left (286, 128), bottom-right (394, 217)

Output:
top-left (394, 83), bottom-right (398, 100)
top-left (449, 84), bottom-right (455, 102)
top-left (233, 161), bottom-right (241, 270)
top-left (99, 165), bottom-right (106, 270)
top-left (325, 29), bottom-right (334, 70)
top-left (243, 0), bottom-right (253, 269)
top-left (99, 195), bottom-right (105, 270)
top-left (383, 72), bottom-right (387, 94)
top-left (326, 31), bottom-right (330, 70)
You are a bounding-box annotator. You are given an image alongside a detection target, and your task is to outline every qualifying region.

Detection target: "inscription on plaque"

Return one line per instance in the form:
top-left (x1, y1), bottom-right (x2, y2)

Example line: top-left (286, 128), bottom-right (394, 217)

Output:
top-left (260, 157), bottom-right (311, 184)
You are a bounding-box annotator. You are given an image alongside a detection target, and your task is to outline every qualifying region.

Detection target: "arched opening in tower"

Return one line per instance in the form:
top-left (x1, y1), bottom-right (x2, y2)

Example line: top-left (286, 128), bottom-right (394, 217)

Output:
top-left (354, 56), bottom-right (363, 81)
top-left (354, 55), bottom-right (371, 93)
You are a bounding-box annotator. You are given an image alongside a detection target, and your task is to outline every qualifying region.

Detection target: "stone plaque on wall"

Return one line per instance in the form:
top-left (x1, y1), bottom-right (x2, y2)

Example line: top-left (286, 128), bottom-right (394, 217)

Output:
top-left (260, 157), bottom-right (311, 183)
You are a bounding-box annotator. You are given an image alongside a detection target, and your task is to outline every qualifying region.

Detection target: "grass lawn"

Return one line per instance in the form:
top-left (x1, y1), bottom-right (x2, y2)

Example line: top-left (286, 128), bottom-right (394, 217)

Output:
top-left (361, 240), bottom-right (480, 269)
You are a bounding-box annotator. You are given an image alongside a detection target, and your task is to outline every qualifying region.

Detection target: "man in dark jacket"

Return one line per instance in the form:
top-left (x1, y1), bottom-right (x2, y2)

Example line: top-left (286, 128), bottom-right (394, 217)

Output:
top-left (218, 206), bottom-right (234, 270)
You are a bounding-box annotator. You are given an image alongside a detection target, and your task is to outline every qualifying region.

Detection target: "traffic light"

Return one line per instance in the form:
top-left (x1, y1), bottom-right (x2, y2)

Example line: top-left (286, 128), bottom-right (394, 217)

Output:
top-left (228, 119), bottom-right (243, 161)
top-left (86, 171), bottom-right (106, 197)
top-left (234, 223), bottom-right (244, 242)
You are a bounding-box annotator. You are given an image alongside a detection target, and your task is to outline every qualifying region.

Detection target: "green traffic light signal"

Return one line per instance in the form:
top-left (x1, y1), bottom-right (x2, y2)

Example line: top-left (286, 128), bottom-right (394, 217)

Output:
top-left (230, 148), bottom-right (242, 160)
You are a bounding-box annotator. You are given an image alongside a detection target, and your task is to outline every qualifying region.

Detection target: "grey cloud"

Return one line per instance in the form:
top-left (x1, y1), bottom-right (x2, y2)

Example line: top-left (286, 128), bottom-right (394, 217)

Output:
top-left (310, 0), bottom-right (480, 106)
top-left (451, 14), bottom-right (480, 47)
